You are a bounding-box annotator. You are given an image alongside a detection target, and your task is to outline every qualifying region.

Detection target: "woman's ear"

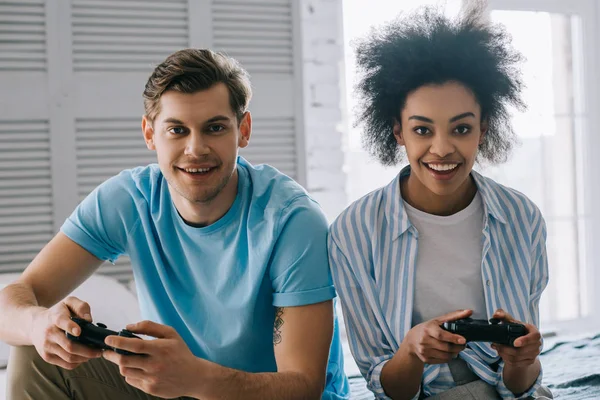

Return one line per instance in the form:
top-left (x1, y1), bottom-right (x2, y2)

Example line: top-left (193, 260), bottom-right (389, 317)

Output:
top-left (393, 118), bottom-right (405, 146)
top-left (479, 119), bottom-right (488, 145)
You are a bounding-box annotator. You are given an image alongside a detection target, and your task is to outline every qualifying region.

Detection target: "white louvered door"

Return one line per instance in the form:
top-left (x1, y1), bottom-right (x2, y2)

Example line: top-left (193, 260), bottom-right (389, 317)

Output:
top-left (0, 0), bottom-right (305, 282)
top-left (0, 121), bottom-right (53, 274)
top-left (0, 0), bottom-right (53, 275)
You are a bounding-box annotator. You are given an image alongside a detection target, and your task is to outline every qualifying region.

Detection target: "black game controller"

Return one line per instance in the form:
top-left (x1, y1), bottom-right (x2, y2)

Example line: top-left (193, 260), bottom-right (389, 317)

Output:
top-left (66, 317), bottom-right (141, 355)
top-left (441, 317), bottom-right (527, 346)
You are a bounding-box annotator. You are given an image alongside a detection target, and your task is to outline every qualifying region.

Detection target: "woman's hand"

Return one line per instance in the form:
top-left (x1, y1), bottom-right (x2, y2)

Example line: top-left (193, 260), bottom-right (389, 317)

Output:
top-left (404, 309), bottom-right (471, 364)
top-left (491, 309), bottom-right (542, 367)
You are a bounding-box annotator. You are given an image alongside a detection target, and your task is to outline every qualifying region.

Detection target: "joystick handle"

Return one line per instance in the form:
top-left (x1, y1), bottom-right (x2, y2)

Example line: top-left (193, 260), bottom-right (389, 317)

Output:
top-left (115, 330), bottom-right (141, 355)
top-left (441, 318), bottom-right (527, 346)
top-left (66, 317), bottom-right (142, 355)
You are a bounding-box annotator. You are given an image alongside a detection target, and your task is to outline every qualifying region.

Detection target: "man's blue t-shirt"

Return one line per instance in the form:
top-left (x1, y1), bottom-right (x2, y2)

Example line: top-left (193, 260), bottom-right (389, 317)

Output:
top-left (61, 156), bottom-right (349, 399)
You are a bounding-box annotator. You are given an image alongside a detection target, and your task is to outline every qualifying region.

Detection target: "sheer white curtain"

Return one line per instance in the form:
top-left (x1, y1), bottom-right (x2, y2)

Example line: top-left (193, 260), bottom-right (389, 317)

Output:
top-left (480, 3), bottom-right (599, 330)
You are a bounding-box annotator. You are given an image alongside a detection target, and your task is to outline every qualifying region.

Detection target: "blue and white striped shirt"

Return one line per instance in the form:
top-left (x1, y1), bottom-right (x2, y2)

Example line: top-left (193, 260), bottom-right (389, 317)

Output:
top-left (328, 167), bottom-right (548, 399)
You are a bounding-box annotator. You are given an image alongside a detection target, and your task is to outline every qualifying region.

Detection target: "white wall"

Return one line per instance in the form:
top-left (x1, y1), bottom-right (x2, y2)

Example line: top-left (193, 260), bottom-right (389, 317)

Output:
top-left (299, 0), bottom-right (348, 222)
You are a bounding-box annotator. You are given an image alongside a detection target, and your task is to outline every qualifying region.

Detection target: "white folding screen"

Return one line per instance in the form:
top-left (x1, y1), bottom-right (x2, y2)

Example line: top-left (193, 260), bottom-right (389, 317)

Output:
top-left (0, 0), bottom-right (53, 276)
top-left (0, 0), bottom-right (305, 282)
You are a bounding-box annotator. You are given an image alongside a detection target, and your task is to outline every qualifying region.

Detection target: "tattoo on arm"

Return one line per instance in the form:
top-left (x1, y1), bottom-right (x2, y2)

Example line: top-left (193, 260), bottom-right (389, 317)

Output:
top-left (273, 307), bottom-right (284, 345)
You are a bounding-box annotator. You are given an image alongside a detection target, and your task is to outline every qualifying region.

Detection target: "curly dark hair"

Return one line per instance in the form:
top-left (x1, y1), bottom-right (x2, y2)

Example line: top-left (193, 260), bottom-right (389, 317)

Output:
top-left (354, 5), bottom-right (525, 165)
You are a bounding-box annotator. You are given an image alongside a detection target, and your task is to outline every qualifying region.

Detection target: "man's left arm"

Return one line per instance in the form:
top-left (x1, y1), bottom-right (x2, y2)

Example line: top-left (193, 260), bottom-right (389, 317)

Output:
top-left (195, 301), bottom-right (333, 399)
top-left (103, 305), bottom-right (332, 400)
top-left (201, 301), bottom-right (334, 399)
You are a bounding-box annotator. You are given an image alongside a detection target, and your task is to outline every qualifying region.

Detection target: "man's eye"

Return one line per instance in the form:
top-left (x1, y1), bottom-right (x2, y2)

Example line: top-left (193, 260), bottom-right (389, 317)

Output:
top-left (168, 127), bottom-right (186, 135)
top-left (208, 125), bottom-right (225, 133)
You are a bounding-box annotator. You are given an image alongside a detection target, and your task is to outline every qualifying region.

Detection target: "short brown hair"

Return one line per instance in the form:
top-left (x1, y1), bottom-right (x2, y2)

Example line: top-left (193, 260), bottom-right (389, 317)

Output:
top-left (143, 48), bottom-right (252, 123)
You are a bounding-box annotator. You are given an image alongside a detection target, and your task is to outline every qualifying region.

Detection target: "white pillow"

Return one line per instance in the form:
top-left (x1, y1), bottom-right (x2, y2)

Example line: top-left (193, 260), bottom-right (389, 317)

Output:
top-left (0, 274), bottom-right (140, 368)
top-left (69, 274), bottom-right (141, 328)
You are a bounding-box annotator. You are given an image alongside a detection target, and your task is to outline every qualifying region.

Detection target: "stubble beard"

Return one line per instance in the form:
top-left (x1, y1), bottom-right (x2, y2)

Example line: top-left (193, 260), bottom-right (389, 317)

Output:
top-left (168, 168), bottom-right (234, 205)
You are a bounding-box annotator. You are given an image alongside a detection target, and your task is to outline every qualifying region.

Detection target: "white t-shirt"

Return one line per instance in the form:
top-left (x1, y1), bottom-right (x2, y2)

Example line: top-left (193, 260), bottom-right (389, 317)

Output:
top-left (405, 192), bottom-right (487, 326)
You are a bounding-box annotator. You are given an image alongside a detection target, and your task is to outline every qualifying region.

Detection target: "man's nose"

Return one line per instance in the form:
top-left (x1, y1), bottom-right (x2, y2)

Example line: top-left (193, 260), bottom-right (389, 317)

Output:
top-left (184, 133), bottom-right (210, 156)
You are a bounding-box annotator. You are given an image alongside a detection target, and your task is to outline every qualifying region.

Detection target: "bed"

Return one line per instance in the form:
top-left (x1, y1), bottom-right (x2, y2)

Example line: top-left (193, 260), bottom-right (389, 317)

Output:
top-left (537, 333), bottom-right (600, 399)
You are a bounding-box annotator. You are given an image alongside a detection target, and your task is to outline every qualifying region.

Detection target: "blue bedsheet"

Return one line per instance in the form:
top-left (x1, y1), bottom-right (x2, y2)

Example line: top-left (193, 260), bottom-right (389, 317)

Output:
top-left (540, 333), bottom-right (600, 399)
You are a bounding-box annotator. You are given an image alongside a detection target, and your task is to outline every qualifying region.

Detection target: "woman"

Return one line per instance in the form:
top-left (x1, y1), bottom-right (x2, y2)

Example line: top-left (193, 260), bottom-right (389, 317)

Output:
top-left (329, 6), bottom-right (551, 400)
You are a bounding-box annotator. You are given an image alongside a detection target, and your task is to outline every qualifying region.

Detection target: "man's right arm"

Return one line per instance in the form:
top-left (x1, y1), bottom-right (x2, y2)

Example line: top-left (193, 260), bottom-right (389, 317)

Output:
top-left (0, 232), bottom-right (104, 346)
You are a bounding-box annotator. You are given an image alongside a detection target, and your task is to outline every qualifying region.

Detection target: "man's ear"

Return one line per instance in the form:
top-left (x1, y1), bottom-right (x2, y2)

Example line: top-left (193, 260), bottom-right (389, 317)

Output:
top-left (238, 112), bottom-right (252, 149)
top-left (142, 115), bottom-right (156, 150)
top-left (393, 118), bottom-right (405, 146)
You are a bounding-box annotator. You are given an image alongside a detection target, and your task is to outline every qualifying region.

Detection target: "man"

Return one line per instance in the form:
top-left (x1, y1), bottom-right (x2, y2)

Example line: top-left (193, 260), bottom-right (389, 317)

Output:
top-left (0, 49), bottom-right (349, 400)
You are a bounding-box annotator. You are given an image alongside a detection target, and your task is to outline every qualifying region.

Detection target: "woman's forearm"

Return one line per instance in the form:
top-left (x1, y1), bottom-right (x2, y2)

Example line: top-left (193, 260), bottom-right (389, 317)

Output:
top-left (380, 342), bottom-right (425, 400)
top-left (502, 358), bottom-right (541, 395)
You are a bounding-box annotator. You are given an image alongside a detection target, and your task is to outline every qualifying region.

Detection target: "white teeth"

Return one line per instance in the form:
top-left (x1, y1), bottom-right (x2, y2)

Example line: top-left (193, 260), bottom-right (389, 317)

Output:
top-left (427, 163), bottom-right (458, 171)
top-left (184, 168), bottom-right (211, 173)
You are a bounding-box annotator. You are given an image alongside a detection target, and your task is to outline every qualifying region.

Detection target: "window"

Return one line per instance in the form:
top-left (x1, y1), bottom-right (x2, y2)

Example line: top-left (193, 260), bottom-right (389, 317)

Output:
top-left (483, 0), bottom-right (600, 332)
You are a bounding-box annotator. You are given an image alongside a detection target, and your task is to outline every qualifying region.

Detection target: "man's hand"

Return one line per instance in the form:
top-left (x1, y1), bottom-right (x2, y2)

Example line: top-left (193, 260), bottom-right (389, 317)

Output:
top-left (30, 296), bottom-right (103, 370)
top-left (404, 309), bottom-right (471, 364)
top-left (102, 320), bottom-right (203, 399)
top-left (491, 309), bottom-right (542, 367)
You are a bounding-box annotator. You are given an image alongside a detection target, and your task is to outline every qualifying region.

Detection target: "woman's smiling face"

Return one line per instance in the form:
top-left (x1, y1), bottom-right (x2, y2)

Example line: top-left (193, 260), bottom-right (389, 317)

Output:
top-left (394, 81), bottom-right (487, 204)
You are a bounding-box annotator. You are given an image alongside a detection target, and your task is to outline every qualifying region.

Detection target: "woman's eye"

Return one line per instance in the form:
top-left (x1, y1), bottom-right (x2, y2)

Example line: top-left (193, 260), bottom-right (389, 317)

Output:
top-left (454, 125), bottom-right (471, 135)
top-left (414, 127), bottom-right (430, 135)
top-left (168, 127), bottom-right (186, 135)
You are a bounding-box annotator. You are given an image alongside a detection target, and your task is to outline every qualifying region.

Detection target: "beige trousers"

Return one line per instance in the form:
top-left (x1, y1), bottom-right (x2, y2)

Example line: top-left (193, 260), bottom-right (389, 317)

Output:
top-left (6, 346), bottom-right (195, 400)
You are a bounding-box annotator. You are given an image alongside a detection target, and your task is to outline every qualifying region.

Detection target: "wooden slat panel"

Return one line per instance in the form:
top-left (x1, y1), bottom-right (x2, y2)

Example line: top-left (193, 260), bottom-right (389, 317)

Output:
top-left (0, 205), bottom-right (52, 216)
top-left (71, 0), bottom-right (188, 72)
top-left (74, 0), bottom-right (186, 11)
top-left (0, 0), bottom-right (46, 71)
top-left (217, 0), bottom-right (289, 5)
top-left (73, 35), bottom-right (185, 46)
top-left (212, 0), bottom-right (293, 74)
top-left (72, 25), bottom-right (186, 37)
top-left (0, 119), bottom-right (53, 274)
top-left (72, 50), bottom-right (180, 61)
top-left (72, 8), bottom-right (187, 19)
top-left (75, 118), bottom-right (156, 200)
top-left (240, 117), bottom-right (296, 178)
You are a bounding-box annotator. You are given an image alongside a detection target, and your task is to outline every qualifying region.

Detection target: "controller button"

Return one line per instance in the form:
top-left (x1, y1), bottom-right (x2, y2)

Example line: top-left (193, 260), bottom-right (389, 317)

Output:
top-left (97, 323), bottom-right (107, 328)
top-left (489, 318), bottom-right (500, 325)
